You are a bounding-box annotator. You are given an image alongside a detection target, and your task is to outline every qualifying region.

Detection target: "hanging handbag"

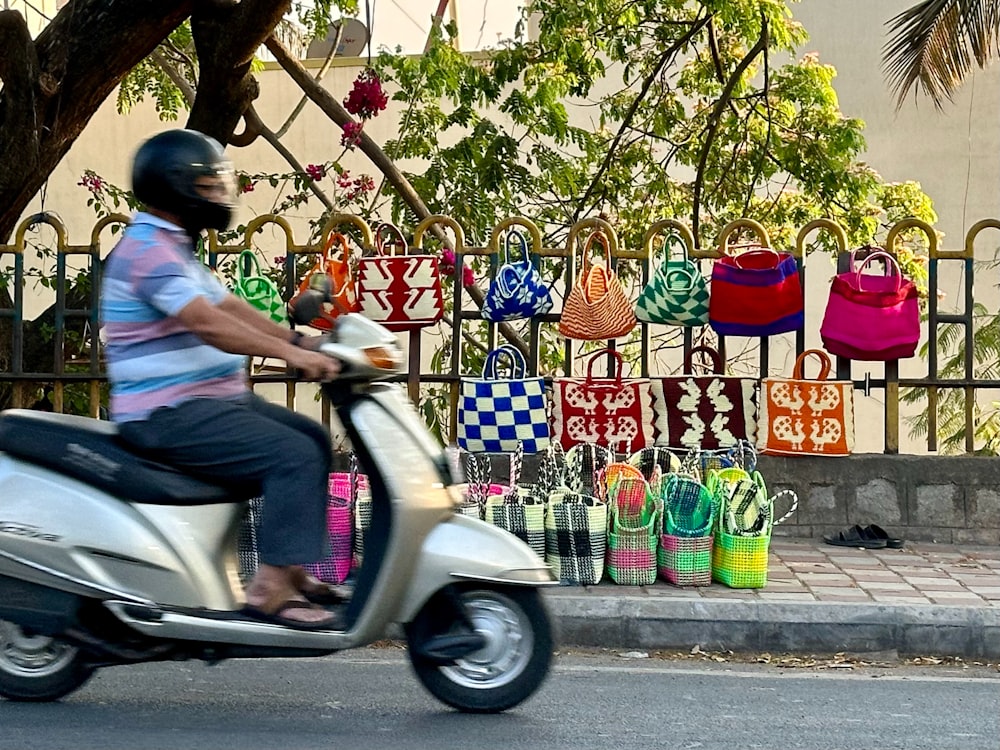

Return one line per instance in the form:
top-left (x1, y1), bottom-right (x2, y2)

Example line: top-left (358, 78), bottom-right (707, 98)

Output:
top-left (634, 229), bottom-right (709, 326)
top-left (708, 222), bottom-right (803, 336)
top-left (558, 229), bottom-right (637, 340)
top-left (232, 250), bottom-right (288, 325)
top-left (357, 222), bottom-right (444, 331)
top-left (289, 232), bottom-right (359, 331)
top-left (481, 229), bottom-right (553, 321)
top-left (456, 345), bottom-right (550, 454)
top-left (651, 345), bottom-right (758, 450)
top-left (758, 349), bottom-right (855, 456)
top-left (820, 249), bottom-right (920, 361)
top-left (551, 349), bottom-right (655, 453)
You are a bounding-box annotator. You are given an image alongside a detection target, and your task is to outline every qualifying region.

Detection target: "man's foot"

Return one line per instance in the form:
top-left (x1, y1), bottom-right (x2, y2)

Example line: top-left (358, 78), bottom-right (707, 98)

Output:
top-left (244, 564), bottom-right (337, 627)
top-left (290, 566), bottom-right (348, 605)
top-left (241, 600), bottom-right (340, 631)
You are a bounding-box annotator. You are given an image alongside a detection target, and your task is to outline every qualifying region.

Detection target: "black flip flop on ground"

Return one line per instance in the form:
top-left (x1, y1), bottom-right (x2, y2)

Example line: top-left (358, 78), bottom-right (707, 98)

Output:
top-left (240, 600), bottom-right (341, 631)
top-left (861, 523), bottom-right (904, 549)
top-left (823, 525), bottom-right (886, 549)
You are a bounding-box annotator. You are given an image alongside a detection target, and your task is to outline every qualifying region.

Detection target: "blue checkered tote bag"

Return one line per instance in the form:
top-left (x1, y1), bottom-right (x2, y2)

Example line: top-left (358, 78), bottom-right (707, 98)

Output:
top-left (457, 345), bottom-right (551, 454)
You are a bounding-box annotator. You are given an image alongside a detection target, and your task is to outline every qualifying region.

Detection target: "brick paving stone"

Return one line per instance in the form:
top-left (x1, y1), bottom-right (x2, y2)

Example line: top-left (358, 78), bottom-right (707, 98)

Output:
top-left (928, 596), bottom-right (987, 606)
top-left (699, 588), bottom-right (760, 599)
top-left (785, 560), bottom-right (838, 571)
top-left (904, 578), bottom-right (966, 590)
top-left (884, 565), bottom-right (950, 577)
top-left (869, 594), bottom-right (932, 604)
top-left (857, 581), bottom-right (917, 592)
top-left (796, 573), bottom-right (855, 586)
top-left (927, 589), bottom-right (982, 600)
top-left (758, 592), bottom-right (819, 601)
top-left (766, 568), bottom-right (796, 579)
top-left (826, 556), bottom-right (887, 568)
top-left (965, 587), bottom-right (1000, 599)
top-left (838, 570), bottom-right (903, 581)
top-left (946, 575), bottom-right (1000, 587)
top-left (815, 593), bottom-right (874, 602)
top-left (810, 585), bottom-right (866, 596)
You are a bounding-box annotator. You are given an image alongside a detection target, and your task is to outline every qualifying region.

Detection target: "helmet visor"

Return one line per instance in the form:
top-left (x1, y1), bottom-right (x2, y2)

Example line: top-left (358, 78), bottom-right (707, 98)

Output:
top-left (192, 162), bottom-right (237, 206)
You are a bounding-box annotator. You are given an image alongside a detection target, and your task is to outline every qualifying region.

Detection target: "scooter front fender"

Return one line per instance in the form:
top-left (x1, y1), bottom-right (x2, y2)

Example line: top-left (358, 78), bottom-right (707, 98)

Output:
top-left (397, 514), bottom-right (556, 623)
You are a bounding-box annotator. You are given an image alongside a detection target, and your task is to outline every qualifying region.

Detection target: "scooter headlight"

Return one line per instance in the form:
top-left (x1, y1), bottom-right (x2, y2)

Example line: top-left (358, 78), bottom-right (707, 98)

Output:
top-left (362, 345), bottom-right (403, 372)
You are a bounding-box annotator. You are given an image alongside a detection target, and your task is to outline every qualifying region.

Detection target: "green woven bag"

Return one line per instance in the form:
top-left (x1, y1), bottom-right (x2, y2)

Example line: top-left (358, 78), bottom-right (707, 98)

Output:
top-left (634, 232), bottom-right (709, 327)
top-left (232, 249), bottom-right (288, 325)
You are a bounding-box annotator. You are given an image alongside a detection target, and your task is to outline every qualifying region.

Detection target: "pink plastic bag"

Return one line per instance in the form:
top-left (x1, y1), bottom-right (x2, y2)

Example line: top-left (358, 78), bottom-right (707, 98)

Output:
top-left (820, 250), bottom-right (919, 361)
top-left (305, 471), bottom-right (368, 585)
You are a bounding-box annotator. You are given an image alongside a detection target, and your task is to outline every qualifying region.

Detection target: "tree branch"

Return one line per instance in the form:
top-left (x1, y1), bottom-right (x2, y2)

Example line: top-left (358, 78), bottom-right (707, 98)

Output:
top-left (263, 33), bottom-right (527, 353)
top-left (691, 20), bottom-right (768, 243)
top-left (571, 14), bottom-right (712, 224)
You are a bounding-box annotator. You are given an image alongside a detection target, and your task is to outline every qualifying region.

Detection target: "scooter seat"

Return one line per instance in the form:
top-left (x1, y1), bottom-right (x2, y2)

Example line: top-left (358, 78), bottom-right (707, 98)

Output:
top-left (0, 410), bottom-right (256, 505)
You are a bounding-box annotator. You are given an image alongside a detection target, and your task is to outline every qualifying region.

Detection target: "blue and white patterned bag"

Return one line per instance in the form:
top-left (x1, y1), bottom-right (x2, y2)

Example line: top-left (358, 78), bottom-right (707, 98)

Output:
top-left (481, 230), bottom-right (553, 322)
top-left (457, 345), bottom-right (551, 454)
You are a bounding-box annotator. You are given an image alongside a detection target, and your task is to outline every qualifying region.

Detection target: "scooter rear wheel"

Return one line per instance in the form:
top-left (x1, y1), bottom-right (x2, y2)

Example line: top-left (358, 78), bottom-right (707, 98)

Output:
top-left (406, 586), bottom-right (553, 713)
top-left (0, 619), bottom-right (93, 701)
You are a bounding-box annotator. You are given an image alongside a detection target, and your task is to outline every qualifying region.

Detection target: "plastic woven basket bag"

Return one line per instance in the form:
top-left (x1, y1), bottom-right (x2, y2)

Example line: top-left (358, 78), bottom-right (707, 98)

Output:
top-left (485, 486), bottom-right (546, 558)
top-left (657, 474), bottom-right (715, 586)
top-left (708, 468), bottom-right (772, 588)
top-left (606, 498), bottom-right (658, 586)
top-left (544, 488), bottom-right (607, 585)
top-left (304, 483), bottom-right (353, 585)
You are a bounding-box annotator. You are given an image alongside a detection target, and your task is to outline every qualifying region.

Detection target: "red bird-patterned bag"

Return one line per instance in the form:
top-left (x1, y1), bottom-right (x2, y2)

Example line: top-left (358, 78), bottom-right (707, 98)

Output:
top-left (550, 349), bottom-right (655, 453)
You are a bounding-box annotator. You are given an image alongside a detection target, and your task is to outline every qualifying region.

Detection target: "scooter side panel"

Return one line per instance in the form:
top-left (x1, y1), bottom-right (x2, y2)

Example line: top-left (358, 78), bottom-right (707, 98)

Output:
top-left (0, 453), bottom-right (238, 608)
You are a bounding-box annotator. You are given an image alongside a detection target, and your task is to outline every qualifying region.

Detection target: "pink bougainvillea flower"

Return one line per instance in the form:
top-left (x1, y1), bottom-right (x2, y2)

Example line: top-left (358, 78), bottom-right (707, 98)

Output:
top-left (77, 173), bottom-right (105, 194)
top-left (343, 69), bottom-right (388, 120)
top-left (340, 120), bottom-right (363, 148)
top-left (336, 171), bottom-right (353, 190)
top-left (273, 256), bottom-right (286, 267)
top-left (239, 178), bottom-right (256, 194)
top-left (441, 248), bottom-right (457, 267)
top-left (305, 163), bottom-right (326, 181)
top-left (462, 265), bottom-right (475, 287)
top-left (353, 175), bottom-right (375, 193)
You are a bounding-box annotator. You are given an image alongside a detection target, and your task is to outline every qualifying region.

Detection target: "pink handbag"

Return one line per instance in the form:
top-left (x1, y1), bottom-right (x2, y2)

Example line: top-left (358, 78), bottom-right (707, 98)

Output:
top-left (820, 250), bottom-right (920, 361)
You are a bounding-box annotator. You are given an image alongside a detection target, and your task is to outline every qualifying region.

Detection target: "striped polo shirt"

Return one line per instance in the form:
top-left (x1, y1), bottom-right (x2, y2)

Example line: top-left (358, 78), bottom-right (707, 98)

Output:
top-left (101, 213), bottom-right (247, 422)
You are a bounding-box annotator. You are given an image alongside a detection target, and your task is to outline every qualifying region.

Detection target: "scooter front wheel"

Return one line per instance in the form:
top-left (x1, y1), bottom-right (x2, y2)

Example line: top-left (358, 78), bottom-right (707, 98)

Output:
top-left (0, 619), bottom-right (93, 701)
top-left (406, 586), bottom-right (553, 713)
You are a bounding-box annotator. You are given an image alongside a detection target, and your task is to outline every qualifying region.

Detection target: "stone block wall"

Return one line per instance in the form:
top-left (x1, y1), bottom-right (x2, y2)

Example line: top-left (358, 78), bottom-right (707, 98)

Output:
top-left (759, 455), bottom-right (1000, 544)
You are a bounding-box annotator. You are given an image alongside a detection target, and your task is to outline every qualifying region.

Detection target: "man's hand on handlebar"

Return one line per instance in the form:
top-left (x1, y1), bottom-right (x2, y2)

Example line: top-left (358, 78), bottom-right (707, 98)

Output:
top-left (285, 345), bottom-right (340, 381)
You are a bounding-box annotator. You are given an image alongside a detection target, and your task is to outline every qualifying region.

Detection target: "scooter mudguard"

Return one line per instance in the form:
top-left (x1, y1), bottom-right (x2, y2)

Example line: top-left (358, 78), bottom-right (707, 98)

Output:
top-left (396, 513), bottom-right (556, 624)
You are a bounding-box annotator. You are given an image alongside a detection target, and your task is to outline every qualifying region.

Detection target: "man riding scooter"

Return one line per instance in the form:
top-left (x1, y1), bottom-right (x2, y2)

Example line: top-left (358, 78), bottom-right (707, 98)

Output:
top-left (100, 128), bottom-right (341, 630)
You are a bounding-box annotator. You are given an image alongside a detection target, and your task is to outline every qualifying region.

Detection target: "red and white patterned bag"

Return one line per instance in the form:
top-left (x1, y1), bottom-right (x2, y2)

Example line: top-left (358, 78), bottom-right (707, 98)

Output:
top-left (550, 349), bottom-right (655, 453)
top-left (356, 222), bottom-right (444, 331)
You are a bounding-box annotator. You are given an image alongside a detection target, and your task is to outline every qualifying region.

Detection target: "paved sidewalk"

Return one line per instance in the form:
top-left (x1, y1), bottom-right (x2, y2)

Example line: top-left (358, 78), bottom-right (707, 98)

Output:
top-left (542, 539), bottom-right (1000, 659)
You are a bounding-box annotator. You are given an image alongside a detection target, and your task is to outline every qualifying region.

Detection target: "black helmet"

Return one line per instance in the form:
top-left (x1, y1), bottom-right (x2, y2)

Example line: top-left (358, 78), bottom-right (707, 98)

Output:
top-left (131, 129), bottom-right (236, 237)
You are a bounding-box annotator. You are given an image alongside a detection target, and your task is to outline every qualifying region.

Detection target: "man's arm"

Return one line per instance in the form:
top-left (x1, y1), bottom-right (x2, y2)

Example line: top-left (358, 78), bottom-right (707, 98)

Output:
top-left (217, 294), bottom-right (327, 352)
top-left (176, 297), bottom-right (339, 380)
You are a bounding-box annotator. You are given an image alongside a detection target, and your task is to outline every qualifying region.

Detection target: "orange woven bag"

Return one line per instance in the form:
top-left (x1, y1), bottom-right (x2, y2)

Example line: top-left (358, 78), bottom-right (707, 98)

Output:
top-left (558, 229), bottom-right (636, 341)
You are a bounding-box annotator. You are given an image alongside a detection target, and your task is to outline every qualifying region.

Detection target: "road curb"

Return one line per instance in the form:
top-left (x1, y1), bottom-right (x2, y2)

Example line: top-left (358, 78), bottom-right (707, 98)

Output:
top-left (542, 592), bottom-right (1000, 659)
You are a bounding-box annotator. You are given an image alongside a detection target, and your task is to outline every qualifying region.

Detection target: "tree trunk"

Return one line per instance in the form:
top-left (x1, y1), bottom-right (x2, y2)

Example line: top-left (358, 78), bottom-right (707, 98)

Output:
top-left (0, 1), bottom-right (195, 243)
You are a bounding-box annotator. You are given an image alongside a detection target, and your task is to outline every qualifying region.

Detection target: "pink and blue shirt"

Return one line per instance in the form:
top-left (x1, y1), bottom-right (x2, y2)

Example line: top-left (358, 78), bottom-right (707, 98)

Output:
top-left (100, 213), bottom-right (247, 422)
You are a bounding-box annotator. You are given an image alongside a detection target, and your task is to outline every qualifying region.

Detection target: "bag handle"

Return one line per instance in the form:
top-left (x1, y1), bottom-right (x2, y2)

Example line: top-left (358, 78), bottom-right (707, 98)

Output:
top-left (503, 229), bottom-right (532, 269)
top-left (323, 232), bottom-right (351, 263)
top-left (585, 348), bottom-right (624, 384)
top-left (730, 244), bottom-right (782, 269)
top-left (683, 345), bottom-right (724, 375)
top-left (651, 230), bottom-right (691, 267)
top-left (791, 349), bottom-right (833, 380)
top-left (374, 222), bottom-right (408, 257)
top-left (581, 230), bottom-right (612, 274)
top-left (853, 249), bottom-right (903, 293)
top-left (237, 249), bottom-right (264, 284)
top-left (482, 345), bottom-right (528, 380)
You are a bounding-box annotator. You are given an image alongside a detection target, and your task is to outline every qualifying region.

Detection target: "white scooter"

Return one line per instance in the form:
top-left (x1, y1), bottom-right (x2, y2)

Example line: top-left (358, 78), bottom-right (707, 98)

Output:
top-left (0, 295), bottom-right (556, 713)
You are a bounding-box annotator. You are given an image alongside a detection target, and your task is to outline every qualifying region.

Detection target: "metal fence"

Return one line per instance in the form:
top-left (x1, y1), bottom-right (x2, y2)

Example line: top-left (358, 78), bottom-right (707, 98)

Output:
top-left (2, 210), bottom-right (998, 455)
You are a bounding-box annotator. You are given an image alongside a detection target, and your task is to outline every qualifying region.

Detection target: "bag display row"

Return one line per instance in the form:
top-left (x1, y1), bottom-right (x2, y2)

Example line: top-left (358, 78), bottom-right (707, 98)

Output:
top-left (458, 346), bottom-right (855, 457)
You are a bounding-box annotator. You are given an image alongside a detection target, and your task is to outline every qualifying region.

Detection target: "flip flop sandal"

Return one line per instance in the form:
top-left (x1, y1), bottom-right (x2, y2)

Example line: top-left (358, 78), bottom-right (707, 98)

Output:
top-left (862, 524), bottom-right (904, 549)
top-left (823, 525), bottom-right (887, 549)
top-left (241, 600), bottom-right (341, 631)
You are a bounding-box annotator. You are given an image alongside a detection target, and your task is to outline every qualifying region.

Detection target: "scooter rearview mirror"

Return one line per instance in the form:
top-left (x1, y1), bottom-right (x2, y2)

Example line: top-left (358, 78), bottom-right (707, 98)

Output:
top-left (288, 289), bottom-right (326, 326)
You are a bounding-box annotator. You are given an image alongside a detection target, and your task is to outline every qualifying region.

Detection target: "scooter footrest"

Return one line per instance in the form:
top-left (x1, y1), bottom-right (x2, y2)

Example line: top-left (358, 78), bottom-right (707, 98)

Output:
top-left (412, 632), bottom-right (487, 663)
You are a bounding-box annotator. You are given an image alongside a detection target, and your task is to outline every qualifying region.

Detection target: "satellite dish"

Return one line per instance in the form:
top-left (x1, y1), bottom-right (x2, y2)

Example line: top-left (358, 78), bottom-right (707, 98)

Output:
top-left (306, 18), bottom-right (370, 59)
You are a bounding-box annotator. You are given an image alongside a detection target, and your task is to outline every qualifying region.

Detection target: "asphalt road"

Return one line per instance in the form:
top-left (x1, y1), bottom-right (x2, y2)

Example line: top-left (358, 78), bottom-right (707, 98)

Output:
top-left (0, 648), bottom-right (996, 750)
